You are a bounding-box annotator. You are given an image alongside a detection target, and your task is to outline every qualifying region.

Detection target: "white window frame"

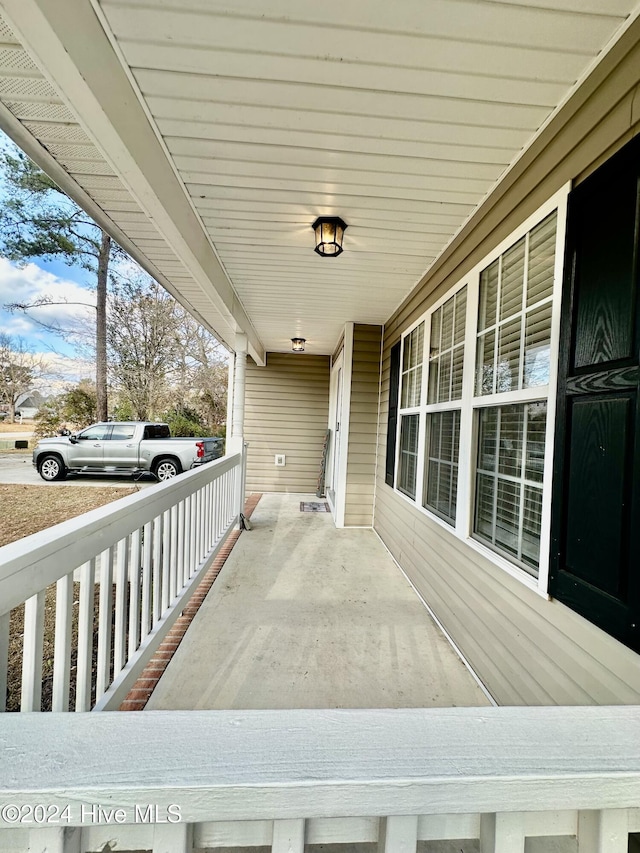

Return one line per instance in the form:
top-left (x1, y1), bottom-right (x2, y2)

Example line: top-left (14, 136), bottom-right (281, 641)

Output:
top-left (395, 319), bottom-right (426, 501)
top-left (421, 286), bottom-right (467, 525)
top-left (392, 185), bottom-right (570, 595)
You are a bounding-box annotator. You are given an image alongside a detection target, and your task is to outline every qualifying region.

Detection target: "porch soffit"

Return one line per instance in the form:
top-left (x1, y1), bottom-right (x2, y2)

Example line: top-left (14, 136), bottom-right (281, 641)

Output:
top-left (0, 0), bottom-right (638, 357)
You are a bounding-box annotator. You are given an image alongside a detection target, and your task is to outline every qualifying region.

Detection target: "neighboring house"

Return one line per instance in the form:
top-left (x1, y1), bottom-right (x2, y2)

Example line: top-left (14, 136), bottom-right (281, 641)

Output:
top-left (13, 390), bottom-right (45, 419)
top-left (1, 2), bottom-right (640, 850)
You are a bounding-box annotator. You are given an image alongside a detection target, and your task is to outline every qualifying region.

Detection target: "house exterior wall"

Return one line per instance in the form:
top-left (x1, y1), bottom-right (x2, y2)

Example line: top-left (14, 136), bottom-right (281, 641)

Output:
top-left (344, 324), bottom-right (382, 527)
top-left (373, 28), bottom-right (640, 704)
top-left (245, 352), bottom-right (330, 494)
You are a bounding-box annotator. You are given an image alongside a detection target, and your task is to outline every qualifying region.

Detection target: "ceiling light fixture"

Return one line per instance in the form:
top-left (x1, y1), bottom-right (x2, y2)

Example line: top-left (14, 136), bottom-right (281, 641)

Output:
top-left (312, 216), bottom-right (347, 257)
top-left (291, 337), bottom-right (306, 352)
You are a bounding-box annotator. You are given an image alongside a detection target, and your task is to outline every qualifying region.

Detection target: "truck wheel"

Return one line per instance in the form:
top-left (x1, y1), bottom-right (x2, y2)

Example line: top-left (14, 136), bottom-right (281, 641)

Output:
top-left (153, 457), bottom-right (182, 481)
top-left (38, 454), bottom-right (67, 482)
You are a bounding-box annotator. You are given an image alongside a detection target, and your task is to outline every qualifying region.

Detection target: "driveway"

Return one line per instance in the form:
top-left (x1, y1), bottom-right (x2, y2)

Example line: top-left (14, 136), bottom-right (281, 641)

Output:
top-left (0, 453), bottom-right (154, 489)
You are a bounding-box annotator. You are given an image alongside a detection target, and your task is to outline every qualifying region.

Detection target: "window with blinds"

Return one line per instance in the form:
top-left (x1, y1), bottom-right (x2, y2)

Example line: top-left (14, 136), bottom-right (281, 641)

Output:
top-left (401, 322), bottom-right (424, 408)
top-left (389, 190), bottom-right (566, 588)
top-left (474, 402), bottom-right (547, 574)
top-left (476, 212), bottom-right (556, 396)
top-left (428, 287), bottom-right (467, 403)
top-left (397, 323), bottom-right (424, 500)
top-left (424, 410), bottom-right (460, 523)
top-left (421, 286), bottom-right (467, 525)
top-left (398, 414), bottom-right (419, 499)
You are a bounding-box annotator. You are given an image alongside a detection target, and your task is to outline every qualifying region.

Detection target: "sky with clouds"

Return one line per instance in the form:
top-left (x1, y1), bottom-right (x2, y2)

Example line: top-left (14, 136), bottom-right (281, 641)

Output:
top-left (0, 131), bottom-right (100, 391)
top-left (0, 255), bottom-right (97, 389)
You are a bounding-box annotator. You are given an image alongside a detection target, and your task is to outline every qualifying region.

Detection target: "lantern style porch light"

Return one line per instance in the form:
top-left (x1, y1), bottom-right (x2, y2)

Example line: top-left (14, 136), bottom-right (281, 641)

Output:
top-left (291, 337), bottom-right (306, 352)
top-left (312, 216), bottom-right (347, 257)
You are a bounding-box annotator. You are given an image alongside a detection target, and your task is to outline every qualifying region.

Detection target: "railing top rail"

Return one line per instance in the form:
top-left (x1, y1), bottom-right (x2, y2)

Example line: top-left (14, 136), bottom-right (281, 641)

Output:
top-left (0, 452), bottom-right (241, 615)
top-left (1, 706), bottom-right (640, 822)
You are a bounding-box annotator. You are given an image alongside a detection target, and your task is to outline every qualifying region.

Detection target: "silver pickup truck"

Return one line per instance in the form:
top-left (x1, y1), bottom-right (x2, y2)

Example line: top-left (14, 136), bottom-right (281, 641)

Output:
top-left (33, 421), bottom-right (224, 482)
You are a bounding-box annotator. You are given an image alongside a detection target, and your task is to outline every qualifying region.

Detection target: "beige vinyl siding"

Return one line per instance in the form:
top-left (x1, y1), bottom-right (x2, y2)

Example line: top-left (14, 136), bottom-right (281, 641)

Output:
top-left (374, 35), bottom-right (640, 704)
top-left (375, 485), bottom-right (640, 705)
top-left (245, 352), bottom-right (329, 493)
top-left (344, 324), bottom-right (382, 527)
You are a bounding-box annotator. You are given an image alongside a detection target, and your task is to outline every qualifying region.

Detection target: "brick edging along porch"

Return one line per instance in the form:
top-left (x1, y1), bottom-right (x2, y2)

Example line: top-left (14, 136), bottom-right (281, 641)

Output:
top-left (119, 493), bottom-right (263, 711)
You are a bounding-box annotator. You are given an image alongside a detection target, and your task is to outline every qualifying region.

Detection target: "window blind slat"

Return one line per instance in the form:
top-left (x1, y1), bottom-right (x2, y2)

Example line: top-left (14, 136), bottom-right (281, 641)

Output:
top-left (499, 238), bottom-right (525, 321)
top-left (527, 212), bottom-right (557, 306)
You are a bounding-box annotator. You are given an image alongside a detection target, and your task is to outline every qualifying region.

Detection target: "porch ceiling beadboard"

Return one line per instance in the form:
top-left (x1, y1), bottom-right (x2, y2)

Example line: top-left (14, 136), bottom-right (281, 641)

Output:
top-left (0, 1), bottom-right (638, 356)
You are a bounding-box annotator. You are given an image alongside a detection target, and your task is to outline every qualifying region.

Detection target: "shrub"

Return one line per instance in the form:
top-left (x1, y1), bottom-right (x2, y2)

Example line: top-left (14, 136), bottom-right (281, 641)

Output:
top-left (163, 406), bottom-right (209, 437)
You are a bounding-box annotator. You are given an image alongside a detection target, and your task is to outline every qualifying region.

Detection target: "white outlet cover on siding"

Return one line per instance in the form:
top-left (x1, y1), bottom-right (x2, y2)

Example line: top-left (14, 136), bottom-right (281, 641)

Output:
top-left (275, 454), bottom-right (286, 466)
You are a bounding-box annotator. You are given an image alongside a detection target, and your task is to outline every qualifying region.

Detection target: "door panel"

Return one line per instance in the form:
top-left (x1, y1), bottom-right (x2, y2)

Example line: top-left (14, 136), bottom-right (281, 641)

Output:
top-left (106, 424), bottom-right (138, 468)
top-left (564, 396), bottom-right (631, 594)
top-left (73, 424), bottom-right (111, 467)
top-left (572, 162), bottom-right (638, 368)
top-left (550, 134), bottom-right (640, 652)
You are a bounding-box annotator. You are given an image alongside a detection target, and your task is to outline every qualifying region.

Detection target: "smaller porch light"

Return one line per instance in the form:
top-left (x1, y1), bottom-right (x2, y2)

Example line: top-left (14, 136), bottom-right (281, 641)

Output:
top-left (312, 216), bottom-right (347, 257)
top-left (291, 337), bottom-right (306, 352)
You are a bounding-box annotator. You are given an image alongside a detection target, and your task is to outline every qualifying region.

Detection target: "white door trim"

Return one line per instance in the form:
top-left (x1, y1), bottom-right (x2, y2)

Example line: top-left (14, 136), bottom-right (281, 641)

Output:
top-left (331, 323), bottom-right (354, 528)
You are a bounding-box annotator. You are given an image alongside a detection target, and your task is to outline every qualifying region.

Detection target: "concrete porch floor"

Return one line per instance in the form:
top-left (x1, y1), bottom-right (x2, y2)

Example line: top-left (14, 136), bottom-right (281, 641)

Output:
top-left (146, 493), bottom-right (491, 710)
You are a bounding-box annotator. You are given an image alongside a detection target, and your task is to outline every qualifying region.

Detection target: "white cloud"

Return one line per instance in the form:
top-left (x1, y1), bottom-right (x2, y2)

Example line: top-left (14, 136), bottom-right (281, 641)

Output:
top-left (0, 257), bottom-right (95, 341)
top-left (38, 352), bottom-right (95, 394)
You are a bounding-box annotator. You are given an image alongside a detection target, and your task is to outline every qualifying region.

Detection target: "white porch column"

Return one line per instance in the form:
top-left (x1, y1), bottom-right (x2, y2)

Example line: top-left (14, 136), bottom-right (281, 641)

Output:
top-left (228, 334), bottom-right (248, 524)
top-left (228, 333), bottom-right (247, 456)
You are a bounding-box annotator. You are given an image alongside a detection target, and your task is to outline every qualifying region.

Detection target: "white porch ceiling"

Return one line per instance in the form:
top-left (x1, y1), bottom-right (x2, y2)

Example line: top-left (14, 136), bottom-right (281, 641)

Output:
top-left (0, 0), bottom-right (638, 357)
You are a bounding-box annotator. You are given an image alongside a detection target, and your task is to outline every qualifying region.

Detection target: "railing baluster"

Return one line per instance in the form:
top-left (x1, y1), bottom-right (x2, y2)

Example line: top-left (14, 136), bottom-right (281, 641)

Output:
top-left (0, 612), bottom-right (9, 712)
top-left (129, 527), bottom-right (142, 658)
top-left (380, 816), bottom-right (418, 853)
top-left (192, 490), bottom-right (198, 568)
top-left (578, 809), bottom-right (629, 853)
top-left (153, 822), bottom-right (193, 853)
top-left (152, 514), bottom-right (163, 624)
top-left (76, 559), bottom-right (95, 711)
top-left (96, 547), bottom-right (114, 702)
top-left (169, 503), bottom-right (178, 600)
top-left (197, 487), bottom-right (204, 562)
top-left (205, 481), bottom-right (211, 552)
top-left (141, 521), bottom-right (153, 640)
top-left (21, 590), bottom-right (46, 712)
top-left (213, 480), bottom-right (218, 544)
top-left (176, 501), bottom-right (186, 592)
top-left (52, 573), bottom-right (74, 712)
top-left (272, 819), bottom-right (305, 853)
top-left (113, 536), bottom-right (128, 676)
top-left (185, 499), bottom-right (191, 582)
top-left (480, 813), bottom-right (525, 853)
top-left (28, 826), bottom-right (80, 853)
top-left (199, 487), bottom-right (203, 551)
top-left (162, 509), bottom-right (171, 612)
top-left (214, 477), bottom-right (221, 541)
top-left (229, 468), bottom-right (234, 525)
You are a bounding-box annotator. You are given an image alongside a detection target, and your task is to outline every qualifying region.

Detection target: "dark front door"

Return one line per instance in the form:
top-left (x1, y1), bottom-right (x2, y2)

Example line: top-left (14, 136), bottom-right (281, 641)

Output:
top-left (550, 134), bottom-right (640, 652)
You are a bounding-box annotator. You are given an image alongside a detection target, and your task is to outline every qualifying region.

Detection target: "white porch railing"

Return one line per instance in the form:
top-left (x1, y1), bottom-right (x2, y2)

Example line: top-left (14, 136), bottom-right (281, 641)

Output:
top-left (0, 707), bottom-right (639, 852)
top-left (0, 452), bottom-right (242, 713)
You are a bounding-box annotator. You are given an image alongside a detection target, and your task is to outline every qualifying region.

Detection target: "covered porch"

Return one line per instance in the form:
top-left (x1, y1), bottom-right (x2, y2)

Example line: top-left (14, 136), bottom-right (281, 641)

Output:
top-left (146, 492), bottom-right (489, 711)
top-left (2, 469), bottom-right (640, 853)
top-left (2, 0), bottom-right (640, 850)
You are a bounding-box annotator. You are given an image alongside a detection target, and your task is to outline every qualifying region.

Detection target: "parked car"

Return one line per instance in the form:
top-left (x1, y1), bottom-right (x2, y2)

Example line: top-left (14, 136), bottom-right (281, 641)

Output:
top-left (32, 421), bottom-right (224, 482)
